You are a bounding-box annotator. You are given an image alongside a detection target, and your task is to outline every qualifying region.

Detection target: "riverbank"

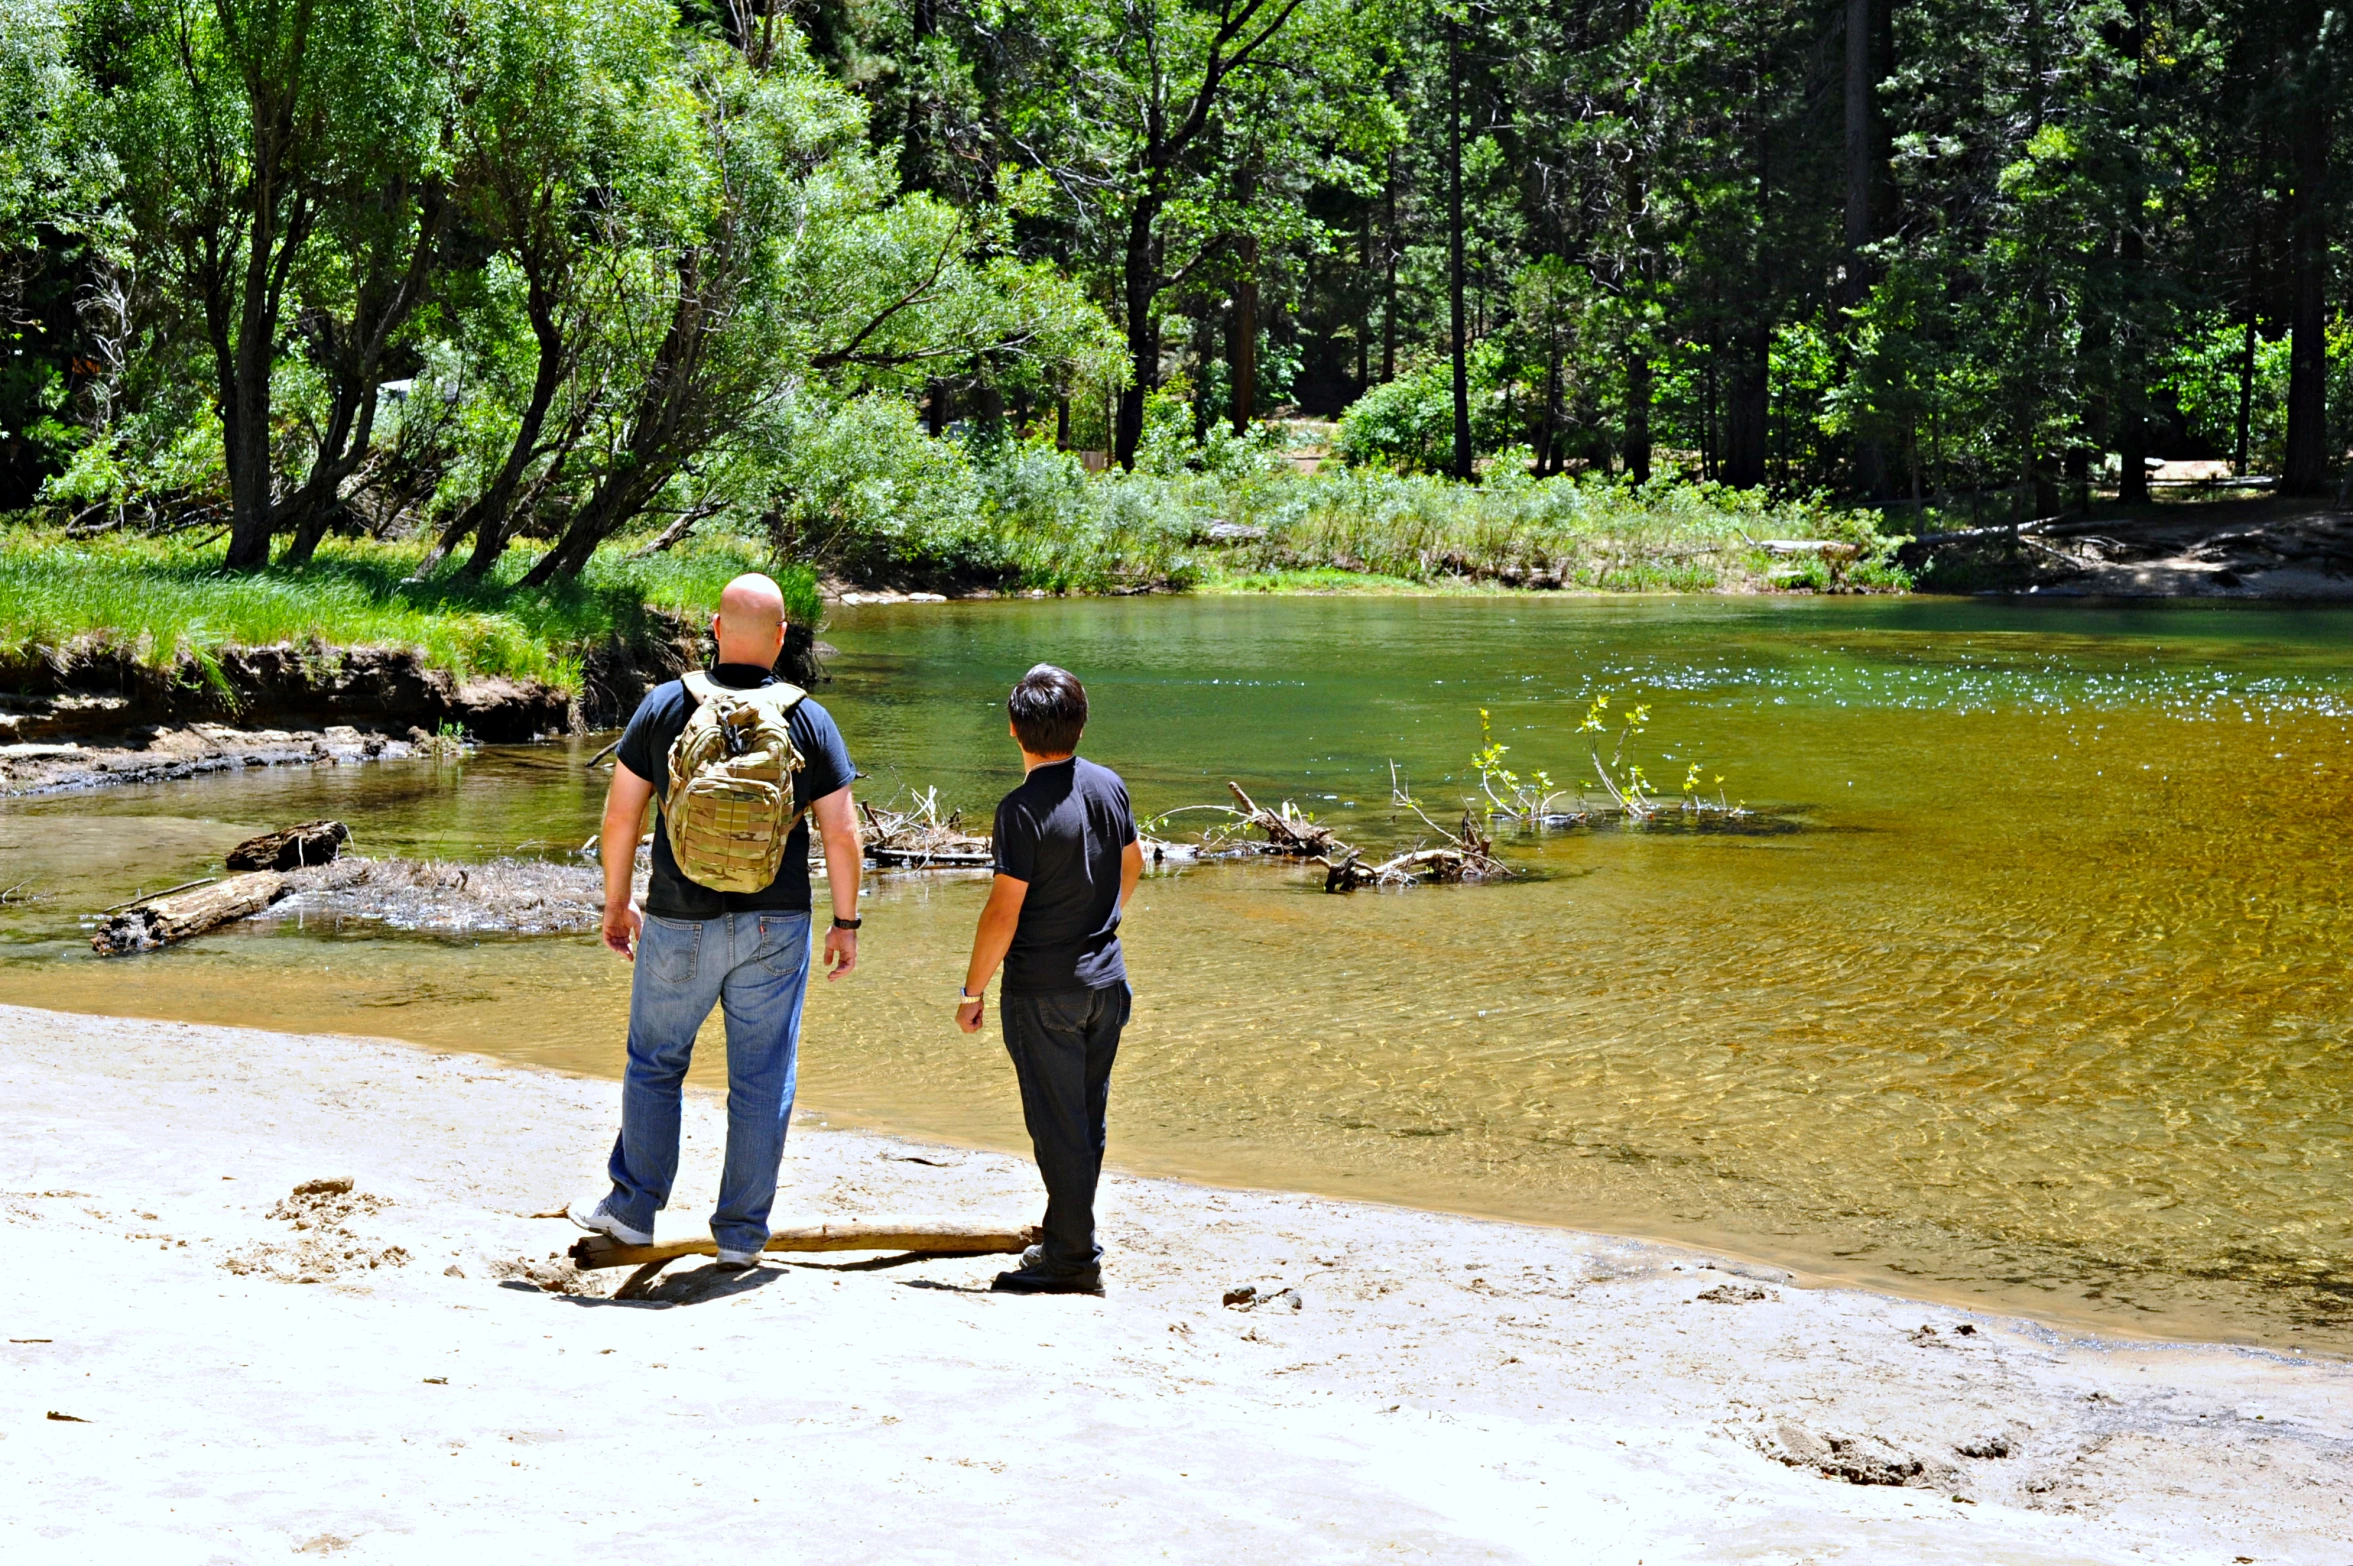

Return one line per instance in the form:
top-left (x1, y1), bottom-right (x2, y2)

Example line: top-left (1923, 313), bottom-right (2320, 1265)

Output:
top-left (3, 1004), bottom-right (2344, 1562)
top-left (0, 532), bottom-right (825, 761)
top-left (1902, 496), bottom-right (2353, 597)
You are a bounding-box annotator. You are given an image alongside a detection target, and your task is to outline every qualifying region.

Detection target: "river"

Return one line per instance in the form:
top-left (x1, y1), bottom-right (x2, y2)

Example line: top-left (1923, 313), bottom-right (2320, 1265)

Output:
top-left (3, 594), bottom-right (2348, 1351)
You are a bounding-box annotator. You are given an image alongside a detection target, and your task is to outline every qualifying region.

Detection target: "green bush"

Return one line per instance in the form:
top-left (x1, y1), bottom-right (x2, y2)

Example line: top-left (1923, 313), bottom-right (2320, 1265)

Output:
top-left (761, 396), bottom-right (993, 578)
top-left (1335, 346), bottom-right (1510, 473)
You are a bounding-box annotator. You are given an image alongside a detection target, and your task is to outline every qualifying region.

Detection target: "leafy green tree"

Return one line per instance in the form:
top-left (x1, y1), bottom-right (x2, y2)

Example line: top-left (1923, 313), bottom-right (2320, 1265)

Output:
top-left (988, 0), bottom-right (1329, 467)
top-left (513, 29), bottom-right (1115, 582)
top-left (97, 0), bottom-right (454, 567)
top-left (415, 0), bottom-right (686, 579)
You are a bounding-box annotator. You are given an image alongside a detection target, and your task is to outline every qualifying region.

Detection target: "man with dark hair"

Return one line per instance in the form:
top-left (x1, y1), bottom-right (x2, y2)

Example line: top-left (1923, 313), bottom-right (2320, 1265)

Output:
top-left (957, 663), bottom-right (1143, 1295)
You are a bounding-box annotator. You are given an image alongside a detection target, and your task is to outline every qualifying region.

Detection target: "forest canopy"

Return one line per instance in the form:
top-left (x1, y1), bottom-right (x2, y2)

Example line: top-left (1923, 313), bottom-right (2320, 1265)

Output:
top-left (0, 0), bottom-right (2344, 578)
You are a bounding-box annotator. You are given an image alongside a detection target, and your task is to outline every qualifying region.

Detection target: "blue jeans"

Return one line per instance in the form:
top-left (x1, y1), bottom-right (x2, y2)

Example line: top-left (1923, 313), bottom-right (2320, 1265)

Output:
top-left (604, 910), bottom-right (811, 1255)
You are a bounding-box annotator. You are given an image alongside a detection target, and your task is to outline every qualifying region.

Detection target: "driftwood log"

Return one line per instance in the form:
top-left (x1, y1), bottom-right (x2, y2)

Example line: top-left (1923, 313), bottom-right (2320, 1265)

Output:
top-left (859, 798), bottom-right (995, 868)
top-left (1319, 811), bottom-right (1510, 892)
top-left (1225, 781), bottom-right (1349, 858)
top-left (570, 1217), bottom-right (1038, 1297)
top-left (226, 819), bottom-right (350, 871)
top-left (568, 1218), bottom-right (1037, 1270)
top-left (92, 871), bottom-right (290, 954)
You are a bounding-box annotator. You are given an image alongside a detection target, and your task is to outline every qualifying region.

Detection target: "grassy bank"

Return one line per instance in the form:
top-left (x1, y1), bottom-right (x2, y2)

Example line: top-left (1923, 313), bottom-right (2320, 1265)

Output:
top-left (0, 461), bottom-right (1902, 697)
top-left (0, 530), bottom-right (822, 692)
top-left (892, 441), bottom-right (1909, 594)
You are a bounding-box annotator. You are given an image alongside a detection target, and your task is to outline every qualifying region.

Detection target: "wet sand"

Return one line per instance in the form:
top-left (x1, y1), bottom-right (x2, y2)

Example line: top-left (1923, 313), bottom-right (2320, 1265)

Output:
top-left (2, 1003), bottom-right (2346, 1563)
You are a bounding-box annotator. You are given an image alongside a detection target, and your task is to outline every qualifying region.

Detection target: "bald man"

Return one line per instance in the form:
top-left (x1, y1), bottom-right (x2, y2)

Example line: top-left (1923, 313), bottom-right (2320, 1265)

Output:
top-left (569, 573), bottom-right (863, 1269)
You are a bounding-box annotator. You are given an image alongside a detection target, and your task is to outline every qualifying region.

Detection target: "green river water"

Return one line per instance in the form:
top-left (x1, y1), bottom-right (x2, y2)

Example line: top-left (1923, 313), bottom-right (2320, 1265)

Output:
top-left (3, 595), bottom-right (2348, 1351)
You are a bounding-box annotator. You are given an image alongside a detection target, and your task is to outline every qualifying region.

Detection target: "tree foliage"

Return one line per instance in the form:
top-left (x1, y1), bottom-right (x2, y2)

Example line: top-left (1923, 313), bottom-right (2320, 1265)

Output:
top-left (3, 0), bottom-right (2348, 562)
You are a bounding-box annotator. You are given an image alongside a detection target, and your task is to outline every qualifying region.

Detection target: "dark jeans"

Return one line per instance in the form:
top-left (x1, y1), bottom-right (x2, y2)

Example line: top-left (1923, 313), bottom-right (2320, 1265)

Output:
top-left (1001, 983), bottom-right (1130, 1275)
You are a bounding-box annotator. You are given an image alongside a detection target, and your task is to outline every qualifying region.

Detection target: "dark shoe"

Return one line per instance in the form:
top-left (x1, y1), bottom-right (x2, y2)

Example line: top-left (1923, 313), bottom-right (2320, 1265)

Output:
top-left (991, 1261), bottom-right (1103, 1296)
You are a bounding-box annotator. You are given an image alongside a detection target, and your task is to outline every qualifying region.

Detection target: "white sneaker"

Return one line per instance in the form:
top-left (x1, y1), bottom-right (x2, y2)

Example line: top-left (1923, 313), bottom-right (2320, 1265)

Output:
top-left (566, 1198), bottom-right (652, 1248)
top-left (713, 1247), bottom-right (761, 1272)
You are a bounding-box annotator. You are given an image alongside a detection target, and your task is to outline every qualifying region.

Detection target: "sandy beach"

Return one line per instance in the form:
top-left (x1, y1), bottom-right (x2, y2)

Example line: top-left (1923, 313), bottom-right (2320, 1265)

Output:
top-left (2, 1002), bottom-right (2345, 1563)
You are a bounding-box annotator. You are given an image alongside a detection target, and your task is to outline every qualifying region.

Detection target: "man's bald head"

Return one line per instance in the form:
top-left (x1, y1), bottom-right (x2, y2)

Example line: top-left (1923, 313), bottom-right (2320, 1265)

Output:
top-left (712, 573), bottom-right (789, 667)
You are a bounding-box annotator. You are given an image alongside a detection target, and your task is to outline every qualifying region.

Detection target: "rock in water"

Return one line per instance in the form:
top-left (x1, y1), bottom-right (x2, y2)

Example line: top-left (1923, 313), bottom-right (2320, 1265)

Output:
top-left (226, 819), bottom-right (350, 870)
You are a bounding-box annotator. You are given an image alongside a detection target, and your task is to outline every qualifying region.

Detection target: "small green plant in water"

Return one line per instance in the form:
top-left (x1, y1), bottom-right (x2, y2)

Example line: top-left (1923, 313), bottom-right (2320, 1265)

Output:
top-left (423, 721), bottom-right (472, 762)
top-left (1471, 708), bottom-right (1570, 821)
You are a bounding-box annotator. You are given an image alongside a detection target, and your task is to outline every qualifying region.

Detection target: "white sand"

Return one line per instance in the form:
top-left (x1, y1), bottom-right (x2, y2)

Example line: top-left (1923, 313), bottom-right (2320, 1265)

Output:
top-left (2, 1002), bottom-right (2345, 1563)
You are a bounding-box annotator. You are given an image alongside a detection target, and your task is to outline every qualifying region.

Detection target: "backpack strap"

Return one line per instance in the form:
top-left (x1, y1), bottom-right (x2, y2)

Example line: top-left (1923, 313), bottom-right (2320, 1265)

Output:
top-left (681, 670), bottom-right (806, 716)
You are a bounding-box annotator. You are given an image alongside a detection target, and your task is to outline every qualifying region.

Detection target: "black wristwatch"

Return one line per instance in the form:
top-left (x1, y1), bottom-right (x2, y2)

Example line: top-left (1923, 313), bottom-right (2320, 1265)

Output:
top-left (832, 916), bottom-right (862, 931)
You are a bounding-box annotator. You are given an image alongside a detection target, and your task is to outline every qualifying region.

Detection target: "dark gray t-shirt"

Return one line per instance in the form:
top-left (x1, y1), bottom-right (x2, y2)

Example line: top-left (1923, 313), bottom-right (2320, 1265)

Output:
top-left (615, 663), bottom-right (855, 919)
top-left (992, 756), bottom-right (1137, 995)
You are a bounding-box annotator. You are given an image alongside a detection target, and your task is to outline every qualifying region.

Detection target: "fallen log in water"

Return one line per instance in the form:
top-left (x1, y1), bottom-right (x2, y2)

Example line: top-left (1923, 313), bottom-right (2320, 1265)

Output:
top-left (92, 871), bottom-right (290, 954)
top-left (1319, 810), bottom-right (1511, 891)
top-left (859, 794), bottom-right (994, 866)
top-left (1223, 780), bottom-right (1350, 859)
top-left (226, 819), bottom-right (350, 870)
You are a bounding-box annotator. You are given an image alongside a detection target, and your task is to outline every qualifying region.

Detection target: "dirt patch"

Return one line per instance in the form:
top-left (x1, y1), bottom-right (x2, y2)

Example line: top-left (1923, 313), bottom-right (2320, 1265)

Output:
top-left (1756, 1421), bottom-right (1959, 1490)
top-left (222, 1177), bottom-right (409, 1285)
top-left (490, 1253), bottom-right (607, 1297)
top-left (0, 644), bottom-right (573, 742)
top-left (1694, 1282), bottom-right (1774, 1304)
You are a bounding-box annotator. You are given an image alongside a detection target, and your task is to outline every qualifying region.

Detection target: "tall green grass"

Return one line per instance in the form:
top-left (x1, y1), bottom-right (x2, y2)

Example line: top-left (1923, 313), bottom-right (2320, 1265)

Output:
top-left (0, 529), bottom-right (821, 691)
top-left (974, 454), bottom-right (1907, 594)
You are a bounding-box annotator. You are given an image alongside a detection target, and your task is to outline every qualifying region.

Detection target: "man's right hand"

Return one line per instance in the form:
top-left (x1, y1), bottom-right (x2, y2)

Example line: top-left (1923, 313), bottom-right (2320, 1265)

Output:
top-left (602, 899), bottom-right (643, 961)
top-left (955, 996), bottom-right (986, 1035)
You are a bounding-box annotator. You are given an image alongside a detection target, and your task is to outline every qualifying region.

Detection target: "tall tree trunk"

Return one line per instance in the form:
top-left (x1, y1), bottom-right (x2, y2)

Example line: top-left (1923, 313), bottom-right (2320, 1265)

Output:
top-left (1844, 0), bottom-right (1890, 499)
top-left (278, 184), bottom-right (446, 566)
top-left (458, 293), bottom-right (570, 579)
top-left (2283, 58), bottom-right (2330, 496)
top-left (1381, 151), bottom-right (1398, 383)
top-left (2235, 302), bottom-right (2256, 477)
top-left (1116, 199), bottom-right (1159, 469)
top-left (2116, 278), bottom-right (2149, 506)
top-left (518, 258), bottom-right (708, 586)
top-left (1724, 327), bottom-right (1770, 488)
top-left (1445, 19), bottom-right (1471, 480)
top-left (1536, 326), bottom-right (1560, 474)
top-left (2115, 1), bottom-right (2153, 506)
top-left (903, 0), bottom-right (935, 190)
top-left (1229, 164), bottom-right (1259, 434)
top-left (1229, 237), bottom-right (1258, 434)
top-left (276, 377), bottom-right (376, 566)
top-left (1623, 344), bottom-right (1652, 482)
top-left (224, 173), bottom-right (299, 569)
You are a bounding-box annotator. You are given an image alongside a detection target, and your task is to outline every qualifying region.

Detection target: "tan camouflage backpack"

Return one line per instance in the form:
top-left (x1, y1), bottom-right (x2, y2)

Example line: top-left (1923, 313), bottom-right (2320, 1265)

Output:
top-left (662, 671), bottom-right (809, 892)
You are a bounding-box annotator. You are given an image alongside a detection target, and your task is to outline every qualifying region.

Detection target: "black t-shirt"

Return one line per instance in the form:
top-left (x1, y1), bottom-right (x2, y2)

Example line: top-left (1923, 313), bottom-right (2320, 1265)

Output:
top-left (992, 756), bottom-right (1138, 995)
top-left (614, 663), bottom-right (856, 919)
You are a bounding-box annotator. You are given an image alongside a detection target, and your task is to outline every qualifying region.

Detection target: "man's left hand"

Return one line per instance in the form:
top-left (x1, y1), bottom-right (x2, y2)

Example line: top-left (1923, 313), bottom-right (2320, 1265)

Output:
top-left (823, 925), bottom-right (858, 980)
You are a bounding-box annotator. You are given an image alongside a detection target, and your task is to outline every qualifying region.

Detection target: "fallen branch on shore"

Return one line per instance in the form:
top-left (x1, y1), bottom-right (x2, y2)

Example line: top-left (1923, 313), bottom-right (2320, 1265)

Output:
top-left (567, 1217), bottom-right (1038, 1298)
